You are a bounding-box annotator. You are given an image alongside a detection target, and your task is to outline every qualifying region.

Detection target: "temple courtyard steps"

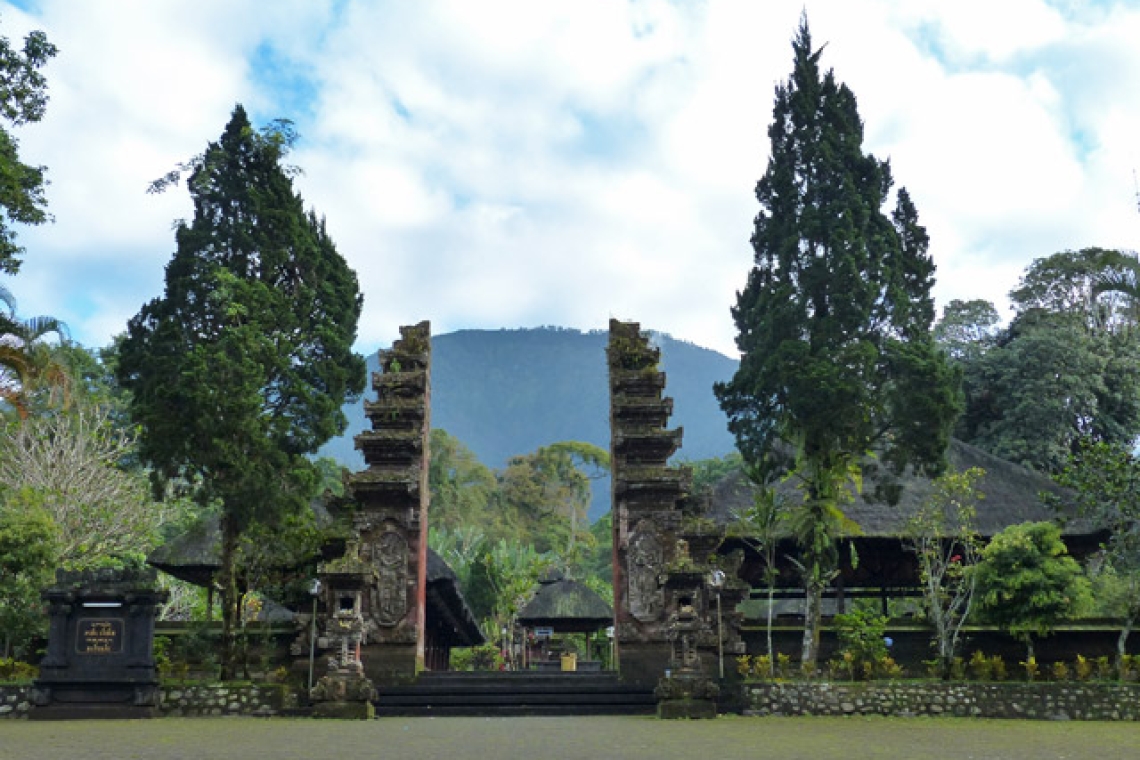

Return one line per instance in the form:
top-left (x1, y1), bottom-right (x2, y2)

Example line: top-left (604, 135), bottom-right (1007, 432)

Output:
top-left (373, 671), bottom-right (656, 717)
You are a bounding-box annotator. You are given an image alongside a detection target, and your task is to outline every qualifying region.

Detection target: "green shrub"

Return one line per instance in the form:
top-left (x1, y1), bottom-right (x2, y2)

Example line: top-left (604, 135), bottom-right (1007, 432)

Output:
top-left (832, 609), bottom-right (889, 681)
top-left (968, 650), bottom-right (992, 681)
top-left (451, 644), bottom-right (503, 671)
top-left (1074, 654), bottom-right (1093, 681)
top-left (0, 657), bottom-right (38, 682)
top-left (1021, 656), bottom-right (1040, 682)
top-left (990, 655), bottom-right (1008, 681)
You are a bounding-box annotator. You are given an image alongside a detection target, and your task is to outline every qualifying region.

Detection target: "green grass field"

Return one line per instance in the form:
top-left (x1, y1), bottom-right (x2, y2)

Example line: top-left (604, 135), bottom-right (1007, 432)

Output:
top-left (3, 715), bottom-right (1139, 760)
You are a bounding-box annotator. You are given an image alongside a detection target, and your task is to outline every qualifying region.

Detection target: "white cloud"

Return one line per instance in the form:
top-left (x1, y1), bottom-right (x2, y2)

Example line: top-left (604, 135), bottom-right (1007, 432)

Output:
top-left (1, 0), bottom-right (1138, 360)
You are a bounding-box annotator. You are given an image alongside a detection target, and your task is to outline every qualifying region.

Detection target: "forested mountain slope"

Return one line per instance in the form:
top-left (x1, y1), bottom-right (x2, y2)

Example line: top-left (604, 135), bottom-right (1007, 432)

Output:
top-left (319, 326), bottom-right (738, 491)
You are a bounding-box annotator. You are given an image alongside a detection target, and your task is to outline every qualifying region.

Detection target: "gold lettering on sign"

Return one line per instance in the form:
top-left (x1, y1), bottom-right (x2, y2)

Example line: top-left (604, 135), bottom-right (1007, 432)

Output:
top-left (76, 619), bottom-right (123, 655)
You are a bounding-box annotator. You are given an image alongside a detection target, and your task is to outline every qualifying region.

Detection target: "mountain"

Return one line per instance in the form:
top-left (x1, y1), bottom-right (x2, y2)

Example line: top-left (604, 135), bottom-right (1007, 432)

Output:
top-left (318, 326), bottom-right (740, 519)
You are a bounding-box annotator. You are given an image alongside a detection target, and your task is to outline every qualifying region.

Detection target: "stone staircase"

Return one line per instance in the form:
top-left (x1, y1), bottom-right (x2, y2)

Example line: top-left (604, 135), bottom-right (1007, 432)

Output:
top-left (373, 671), bottom-right (656, 717)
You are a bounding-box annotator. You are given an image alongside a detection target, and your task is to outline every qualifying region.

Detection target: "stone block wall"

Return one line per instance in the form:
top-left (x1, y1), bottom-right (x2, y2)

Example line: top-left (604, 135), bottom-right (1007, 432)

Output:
top-left (0, 685), bottom-right (32, 718)
top-left (0, 683), bottom-right (288, 719)
top-left (157, 684), bottom-right (289, 717)
top-left (742, 681), bottom-right (1140, 720)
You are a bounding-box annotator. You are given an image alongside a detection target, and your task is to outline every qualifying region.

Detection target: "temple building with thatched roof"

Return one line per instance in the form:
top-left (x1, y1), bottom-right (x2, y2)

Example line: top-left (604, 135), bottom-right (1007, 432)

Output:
top-left (707, 438), bottom-right (1105, 613)
top-left (147, 521), bottom-right (483, 662)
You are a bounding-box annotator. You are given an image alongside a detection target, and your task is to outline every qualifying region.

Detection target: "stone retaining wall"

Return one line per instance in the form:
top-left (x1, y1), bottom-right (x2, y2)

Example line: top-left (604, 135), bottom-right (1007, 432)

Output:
top-left (742, 681), bottom-right (1140, 720)
top-left (158, 684), bottom-right (289, 717)
top-left (0, 683), bottom-right (289, 719)
top-left (0, 685), bottom-right (32, 719)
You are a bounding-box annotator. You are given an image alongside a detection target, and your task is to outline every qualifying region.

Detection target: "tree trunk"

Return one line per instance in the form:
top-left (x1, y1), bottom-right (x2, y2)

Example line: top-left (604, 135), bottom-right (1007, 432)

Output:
top-left (219, 515), bottom-right (240, 681)
top-left (1117, 618), bottom-right (1133, 679)
top-left (801, 580), bottom-right (823, 672)
top-left (766, 580), bottom-right (776, 676)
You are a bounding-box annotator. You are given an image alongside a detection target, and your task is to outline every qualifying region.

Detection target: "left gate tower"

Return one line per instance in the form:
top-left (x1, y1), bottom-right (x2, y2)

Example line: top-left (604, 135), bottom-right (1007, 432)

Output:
top-left (320, 321), bottom-right (431, 681)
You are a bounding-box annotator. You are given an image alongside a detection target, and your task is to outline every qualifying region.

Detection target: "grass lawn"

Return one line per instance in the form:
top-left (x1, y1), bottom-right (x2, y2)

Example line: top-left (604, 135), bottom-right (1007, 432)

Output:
top-left (2, 715), bottom-right (1139, 760)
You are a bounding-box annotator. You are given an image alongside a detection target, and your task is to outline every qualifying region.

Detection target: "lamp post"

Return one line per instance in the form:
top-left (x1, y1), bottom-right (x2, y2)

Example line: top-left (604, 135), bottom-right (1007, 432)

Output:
top-left (307, 579), bottom-right (321, 692)
top-left (708, 569), bottom-right (726, 680)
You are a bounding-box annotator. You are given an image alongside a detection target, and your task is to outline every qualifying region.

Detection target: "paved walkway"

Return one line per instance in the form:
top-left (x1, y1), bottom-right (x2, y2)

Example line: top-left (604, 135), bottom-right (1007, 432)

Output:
top-left (3, 715), bottom-right (1140, 760)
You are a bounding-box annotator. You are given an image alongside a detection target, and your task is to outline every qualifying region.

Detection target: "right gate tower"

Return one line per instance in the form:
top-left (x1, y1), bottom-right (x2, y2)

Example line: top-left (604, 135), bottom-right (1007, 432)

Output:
top-left (607, 320), bottom-right (745, 686)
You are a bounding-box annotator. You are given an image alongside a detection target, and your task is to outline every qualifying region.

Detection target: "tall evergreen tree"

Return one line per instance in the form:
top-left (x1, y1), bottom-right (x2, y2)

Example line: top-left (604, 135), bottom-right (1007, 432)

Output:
top-left (117, 105), bottom-right (366, 678)
top-left (715, 17), bottom-right (959, 667)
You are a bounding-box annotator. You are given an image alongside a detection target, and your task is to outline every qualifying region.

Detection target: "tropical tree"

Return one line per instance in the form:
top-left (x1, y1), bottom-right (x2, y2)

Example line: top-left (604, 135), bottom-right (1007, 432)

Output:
top-left (972, 521), bottom-right (1090, 660)
top-left (117, 105), bottom-right (366, 678)
top-left (428, 428), bottom-right (496, 534)
top-left (1052, 439), bottom-right (1140, 668)
top-left (933, 299), bottom-right (1001, 364)
top-left (0, 496), bottom-right (56, 658)
top-left (0, 21), bottom-right (56, 274)
top-left (1010, 247), bottom-right (1136, 332)
top-left (686, 451), bottom-right (744, 500)
top-left (714, 16), bottom-right (960, 667)
top-left (734, 478), bottom-right (786, 674)
top-left (1092, 249), bottom-right (1140, 294)
top-left (495, 441), bottom-right (608, 560)
top-left (0, 284), bottom-right (69, 419)
top-left (467, 538), bottom-right (553, 667)
top-left (902, 467), bottom-right (984, 679)
top-left (428, 524), bottom-right (488, 596)
top-left (0, 404), bottom-right (176, 568)
top-left (957, 249), bottom-right (1140, 471)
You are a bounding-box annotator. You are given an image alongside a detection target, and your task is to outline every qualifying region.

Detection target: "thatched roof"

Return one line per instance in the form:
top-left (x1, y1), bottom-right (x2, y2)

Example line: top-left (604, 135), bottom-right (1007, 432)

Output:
top-left (148, 519), bottom-right (483, 644)
top-left (147, 517), bottom-right (223, 586)
top-left (425, 547), bottom-right (484, 646)
top-left (517, 572), bottom-right (613, 633)
top-left (707, 438), bottom-right (1097, 538)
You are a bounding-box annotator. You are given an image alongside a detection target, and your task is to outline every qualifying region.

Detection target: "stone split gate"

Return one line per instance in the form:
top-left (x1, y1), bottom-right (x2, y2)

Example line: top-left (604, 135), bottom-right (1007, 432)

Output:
top-left (314, 319), bottom-right (745, 687)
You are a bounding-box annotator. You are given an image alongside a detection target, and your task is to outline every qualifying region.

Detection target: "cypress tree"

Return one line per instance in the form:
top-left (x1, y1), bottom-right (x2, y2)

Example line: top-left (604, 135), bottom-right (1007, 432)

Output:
top-left (118, 105), bottom-right (366, 677)
top-left (715, 17), bottom-right (960, 668)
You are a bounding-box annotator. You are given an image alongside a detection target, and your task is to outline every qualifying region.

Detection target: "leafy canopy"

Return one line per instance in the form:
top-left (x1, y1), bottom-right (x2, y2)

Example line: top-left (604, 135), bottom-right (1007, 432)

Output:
top-left (118, 105), bottom-right (366, 527)
top-left (973, 521), bottom-right (1090, 652)
top-left (0, 21), bottom-right (56, 273)
top-left (117, 105), bottom-right (366, 676)
top-left (955, 249), bottom-right (1140, 472)
top-left (714, 15), bottom-right (960, 667)
top-left (715, 16), bottom-right (959, 488)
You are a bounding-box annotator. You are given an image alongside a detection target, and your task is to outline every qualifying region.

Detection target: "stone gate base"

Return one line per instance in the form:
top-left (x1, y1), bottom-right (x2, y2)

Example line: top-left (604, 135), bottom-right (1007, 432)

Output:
top-left (617, 644), bottom-right (672, 688)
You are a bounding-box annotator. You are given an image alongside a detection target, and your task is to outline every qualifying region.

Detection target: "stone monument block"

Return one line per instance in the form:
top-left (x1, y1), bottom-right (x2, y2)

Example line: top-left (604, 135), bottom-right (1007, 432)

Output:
top-left (32, 567), bottom-right (168, 719)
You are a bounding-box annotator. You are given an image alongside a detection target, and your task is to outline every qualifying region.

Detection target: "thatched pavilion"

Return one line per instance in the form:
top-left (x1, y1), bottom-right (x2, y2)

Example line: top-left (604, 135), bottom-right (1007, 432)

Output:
top-left (147, 520), bottom-right (483, 664)
top-left (707, 438), bottom-right (1105, 612)
top-left (517, 570), bottom-right (614, 668)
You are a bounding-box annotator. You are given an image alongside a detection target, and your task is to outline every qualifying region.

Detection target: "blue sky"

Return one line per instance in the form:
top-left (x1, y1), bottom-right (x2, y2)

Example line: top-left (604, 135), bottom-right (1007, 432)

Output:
top-left (2, 0), bottom-right (1139, 358)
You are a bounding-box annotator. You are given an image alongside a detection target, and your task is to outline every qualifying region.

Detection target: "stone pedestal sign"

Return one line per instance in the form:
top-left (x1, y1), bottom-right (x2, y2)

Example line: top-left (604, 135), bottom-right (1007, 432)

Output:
top-left (32, 567), bottom-right (168, 719)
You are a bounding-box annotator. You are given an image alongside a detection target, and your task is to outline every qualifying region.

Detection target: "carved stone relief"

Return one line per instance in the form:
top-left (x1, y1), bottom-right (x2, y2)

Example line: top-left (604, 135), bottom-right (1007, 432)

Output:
top-left (627, 520), bottom-right (664, 622)
top-left (371, 530), bottom-right (409, 626)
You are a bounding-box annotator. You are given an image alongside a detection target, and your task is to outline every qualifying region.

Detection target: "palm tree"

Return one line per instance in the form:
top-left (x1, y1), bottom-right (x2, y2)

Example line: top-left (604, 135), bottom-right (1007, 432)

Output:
top-left (1090, 249), bottom-right (1140, 331)
top-left (0, 284), bottom-right (70, 419)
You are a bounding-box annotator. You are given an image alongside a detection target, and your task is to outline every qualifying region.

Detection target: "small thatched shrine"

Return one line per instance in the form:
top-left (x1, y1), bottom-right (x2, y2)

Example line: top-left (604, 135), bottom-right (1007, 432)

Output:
top-left (517, 571), bottom-right (613, 634)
